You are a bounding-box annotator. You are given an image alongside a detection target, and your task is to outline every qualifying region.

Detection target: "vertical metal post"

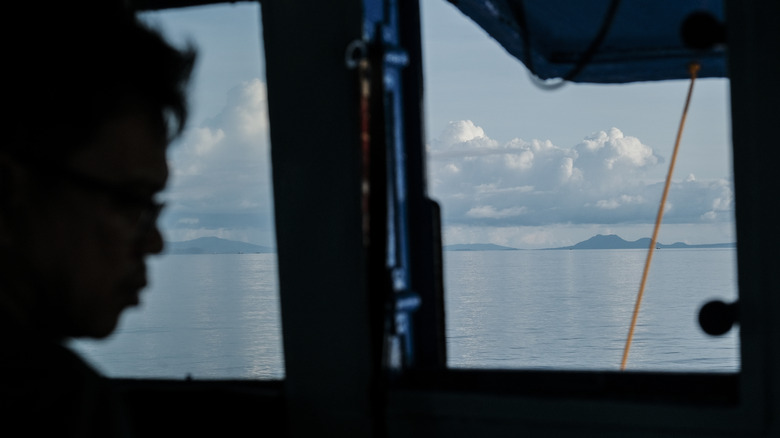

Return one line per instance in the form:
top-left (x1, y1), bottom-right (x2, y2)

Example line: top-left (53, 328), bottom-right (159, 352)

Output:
top-left (361, 0), bottom-right (445, 372)
top-left (362, 0), bottom-right (422, 370)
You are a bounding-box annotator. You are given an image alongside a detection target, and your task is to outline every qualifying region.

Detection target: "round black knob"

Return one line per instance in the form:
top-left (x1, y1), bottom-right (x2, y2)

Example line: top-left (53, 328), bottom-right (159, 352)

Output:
top-left (681, 11), bottom-right (726, 50)
top-left (698, 300), bottom-right (738, 336)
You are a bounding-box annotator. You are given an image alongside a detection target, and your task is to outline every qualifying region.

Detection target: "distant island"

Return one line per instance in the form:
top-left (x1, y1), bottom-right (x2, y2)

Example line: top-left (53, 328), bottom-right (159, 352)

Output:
top-left (442, 234), bottom-right (736, 251)
top-left (544, 234), bottom-right (736, 250)
top-left (164, 237), bottom-right (274, 254)
top-left (166, 234), bottom-right (734, 254)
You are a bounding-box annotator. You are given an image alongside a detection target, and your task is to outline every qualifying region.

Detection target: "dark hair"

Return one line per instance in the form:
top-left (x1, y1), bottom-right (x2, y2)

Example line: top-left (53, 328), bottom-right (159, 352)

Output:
top-left (6, 1), bottom-right (196, 163)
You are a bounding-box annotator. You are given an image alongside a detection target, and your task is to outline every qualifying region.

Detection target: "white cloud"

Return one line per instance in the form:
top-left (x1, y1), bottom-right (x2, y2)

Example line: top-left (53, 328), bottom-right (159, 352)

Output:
top-left (466, 205), bottom-right (527, 219)
top-left (428, 120), bottom-right (734, 235)
top-left (193, 127), bottom-right (225, 157)
top-left (576, 127), bottom-right (658, 169)
top-left (437, 119), bottom-right (488, 145)
top-left (596, 194), bottom-right (645, 210)
top-left (213, 78), bottom-right (270, 142)
top-left (160, 78), bottom-right (275, 245)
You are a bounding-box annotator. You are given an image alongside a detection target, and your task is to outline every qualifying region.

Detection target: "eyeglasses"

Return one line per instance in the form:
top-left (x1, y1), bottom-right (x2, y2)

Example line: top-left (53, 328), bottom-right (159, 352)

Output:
top-left (42, 165), bottom-right (165, 234)
top-left (4, 152), bottom-right (166, 235)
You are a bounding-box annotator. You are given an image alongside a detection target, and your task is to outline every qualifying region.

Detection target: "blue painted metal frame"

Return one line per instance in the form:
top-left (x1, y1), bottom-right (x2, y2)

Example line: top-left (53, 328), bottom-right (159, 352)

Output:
top-left (363, 0), bottom-right (422, 370)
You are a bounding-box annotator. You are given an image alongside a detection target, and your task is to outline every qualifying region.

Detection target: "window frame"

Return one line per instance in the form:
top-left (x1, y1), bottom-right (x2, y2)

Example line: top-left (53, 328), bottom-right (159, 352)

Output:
top-left (369, 0), bottom-right (774, 435)
top-left (115, 0), bottom-right (779, 436)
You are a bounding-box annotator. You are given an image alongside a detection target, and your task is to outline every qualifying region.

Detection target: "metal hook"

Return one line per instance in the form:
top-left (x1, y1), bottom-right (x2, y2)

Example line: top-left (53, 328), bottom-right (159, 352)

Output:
top-left (345, 39), bottom-right (368, 70)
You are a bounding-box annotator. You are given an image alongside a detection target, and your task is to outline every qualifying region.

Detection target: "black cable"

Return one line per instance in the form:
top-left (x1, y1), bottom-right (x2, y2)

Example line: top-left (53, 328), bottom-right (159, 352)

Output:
top-left (510, 0), bottom-right (622, 88)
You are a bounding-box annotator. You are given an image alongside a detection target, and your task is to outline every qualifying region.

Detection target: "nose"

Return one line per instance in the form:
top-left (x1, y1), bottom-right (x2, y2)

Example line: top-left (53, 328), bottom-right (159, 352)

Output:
top-left (133, 201), bottom-right (166, 255)
top-left (139, 224), bottom-right (165, 255)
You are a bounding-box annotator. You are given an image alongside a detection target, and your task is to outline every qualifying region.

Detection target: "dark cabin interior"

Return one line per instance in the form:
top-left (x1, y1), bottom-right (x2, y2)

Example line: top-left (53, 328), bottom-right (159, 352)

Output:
top-left (79, 0), bottom-right (780, 436)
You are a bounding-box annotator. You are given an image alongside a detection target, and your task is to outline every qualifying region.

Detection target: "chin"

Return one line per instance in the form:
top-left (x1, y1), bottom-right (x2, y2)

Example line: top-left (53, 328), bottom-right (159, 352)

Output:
top-left (96, 319), bottom-right (122, 338)
top-left (75, 314), bottom-right (122, 339)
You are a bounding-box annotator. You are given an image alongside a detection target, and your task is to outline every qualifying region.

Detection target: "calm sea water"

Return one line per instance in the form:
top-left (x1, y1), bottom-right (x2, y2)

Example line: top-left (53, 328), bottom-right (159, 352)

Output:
top-left (72, 248), bottom-right (739, 379)
top-left (72, 254), bottom-right (285, 379)
top-left (443, 248), bottom-right (739, 372)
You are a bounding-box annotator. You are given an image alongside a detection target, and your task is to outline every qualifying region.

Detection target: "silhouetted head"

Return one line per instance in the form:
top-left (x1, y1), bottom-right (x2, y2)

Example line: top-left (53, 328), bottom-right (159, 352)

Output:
top-left (0, 1), bottom-right (195, 339)
top-left (6, 0), bottom-right (195, 162)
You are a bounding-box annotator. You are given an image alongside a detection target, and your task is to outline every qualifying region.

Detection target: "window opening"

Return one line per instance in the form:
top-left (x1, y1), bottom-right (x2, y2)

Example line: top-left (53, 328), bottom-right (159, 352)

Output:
top-left (422, 0), bottom-right (738, 372)
top-left (71, 2), bottom-right (283, 379)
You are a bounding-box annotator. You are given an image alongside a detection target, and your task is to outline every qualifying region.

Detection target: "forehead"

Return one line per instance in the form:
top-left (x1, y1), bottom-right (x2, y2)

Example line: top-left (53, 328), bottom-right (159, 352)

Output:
top-left (67, 111), bottom-right (169, 189)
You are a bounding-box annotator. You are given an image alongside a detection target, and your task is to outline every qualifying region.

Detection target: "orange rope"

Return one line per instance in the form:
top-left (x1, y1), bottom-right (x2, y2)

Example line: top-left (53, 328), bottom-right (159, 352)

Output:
top-left (620, 62), bottom-right (700, 371)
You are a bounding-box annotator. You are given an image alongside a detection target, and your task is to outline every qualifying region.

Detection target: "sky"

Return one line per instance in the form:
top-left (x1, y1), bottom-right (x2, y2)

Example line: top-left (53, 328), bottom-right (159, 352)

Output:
top-left (140, 4), bottom-right (275, 246)
top-left (142, 1), bottom-right (735, 250)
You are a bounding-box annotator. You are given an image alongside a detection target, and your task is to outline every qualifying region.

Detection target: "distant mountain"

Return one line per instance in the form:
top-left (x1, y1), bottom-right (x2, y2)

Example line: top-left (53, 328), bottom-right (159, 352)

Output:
top-left (164, 237), bottom-right (274, 254)
top-left (547, 234), bottom-right (736, 250)
top-left (443, 243), bottom-right (518, 251)
top-left (163, 235), bottom-right (733, 254)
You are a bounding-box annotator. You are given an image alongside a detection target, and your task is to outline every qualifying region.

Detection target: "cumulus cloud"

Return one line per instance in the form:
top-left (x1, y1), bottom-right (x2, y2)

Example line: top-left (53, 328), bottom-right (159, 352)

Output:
top-left (427, 120), bottom-right (734, 229)
top-left (466, 205), bottom-right (528, 219)
top-left (160, 78), bottom-right (275, 244)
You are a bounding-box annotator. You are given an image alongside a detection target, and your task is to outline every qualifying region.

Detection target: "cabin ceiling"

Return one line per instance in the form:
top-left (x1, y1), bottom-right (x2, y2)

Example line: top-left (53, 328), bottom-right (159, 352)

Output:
top-left (128, 0), bottom-right (728, 84)
top-left (447, 0), bottom-right (727, 83)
